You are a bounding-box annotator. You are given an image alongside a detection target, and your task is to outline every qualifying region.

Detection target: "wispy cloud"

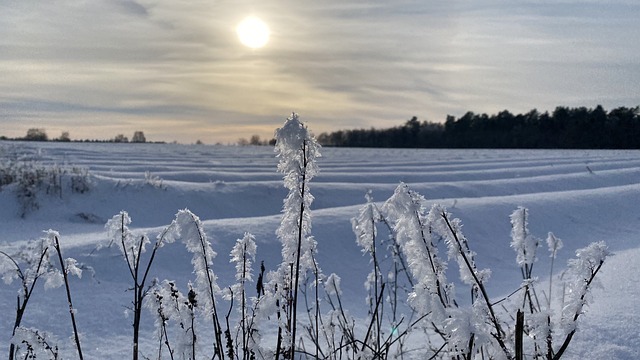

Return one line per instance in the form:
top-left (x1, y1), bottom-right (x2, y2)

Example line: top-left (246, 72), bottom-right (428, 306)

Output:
top-left (0, 0), bottom-right (638, 143)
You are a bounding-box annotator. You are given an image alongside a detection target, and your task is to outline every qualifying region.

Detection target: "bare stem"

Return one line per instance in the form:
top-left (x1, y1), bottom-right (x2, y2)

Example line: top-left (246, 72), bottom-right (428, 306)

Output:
top-left (52, 236), bottom-right (83, 360)
top-left (290, 141), bottom-right (308, 360)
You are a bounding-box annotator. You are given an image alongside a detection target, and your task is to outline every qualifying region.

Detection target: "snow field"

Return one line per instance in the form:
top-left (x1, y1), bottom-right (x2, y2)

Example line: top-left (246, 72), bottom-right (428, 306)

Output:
top-left (1, 141), bottom-right (639, 358)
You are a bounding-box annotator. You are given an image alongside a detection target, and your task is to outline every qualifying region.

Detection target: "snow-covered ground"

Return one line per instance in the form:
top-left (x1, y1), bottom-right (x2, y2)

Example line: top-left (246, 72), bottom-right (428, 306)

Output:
top-left (1, 141), bottom-right (639, 359)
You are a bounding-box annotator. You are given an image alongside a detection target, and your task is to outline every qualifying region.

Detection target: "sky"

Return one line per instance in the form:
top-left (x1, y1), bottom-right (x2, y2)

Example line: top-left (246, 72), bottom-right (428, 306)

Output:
top-left (0, 0), bottom-right (639, 144)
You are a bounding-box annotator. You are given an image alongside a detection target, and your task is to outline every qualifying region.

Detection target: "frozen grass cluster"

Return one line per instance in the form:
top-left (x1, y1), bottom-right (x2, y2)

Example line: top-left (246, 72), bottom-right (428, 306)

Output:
top-left (0, 145), bottom-right (91, 217)
top-left (1, 114), bottom-right (609, 360)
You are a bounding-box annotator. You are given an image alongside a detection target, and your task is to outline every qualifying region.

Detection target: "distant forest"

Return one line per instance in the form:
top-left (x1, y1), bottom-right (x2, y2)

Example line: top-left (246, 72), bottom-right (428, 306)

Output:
top-left (317, 105), bottom-right (640, 149)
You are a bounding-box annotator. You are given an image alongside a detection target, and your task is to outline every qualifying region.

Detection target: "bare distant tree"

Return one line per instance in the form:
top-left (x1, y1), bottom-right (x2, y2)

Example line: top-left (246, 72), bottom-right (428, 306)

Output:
top-left (114, 134), bottom-right (129, 143)
top-left (58, 131), bottom-right (71, 142)
top-left (237, 137), bottom-right (249, 146)
top-left (24, 128), bottom-right (48, 141)
top-left (132, 131), bottom-right (146, 143)
top-left (238, 135), bottom-right (269, 146)
top-left (249, 134), bottom-right (262, 145)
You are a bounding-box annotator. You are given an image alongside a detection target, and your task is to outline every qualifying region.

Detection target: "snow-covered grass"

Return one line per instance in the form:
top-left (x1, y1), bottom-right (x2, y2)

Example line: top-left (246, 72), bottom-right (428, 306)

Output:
top-left (1, 138), bottom-right (639, 359)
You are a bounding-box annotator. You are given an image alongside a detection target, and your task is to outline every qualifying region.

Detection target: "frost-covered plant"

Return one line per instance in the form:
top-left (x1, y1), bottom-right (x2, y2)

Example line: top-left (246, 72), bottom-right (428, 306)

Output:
top-left (0, 146), bottom-right (17, 187)
top-left (0, 146), bottom-right (92, 217)
top-left (106, 211), bottom-right (178, 360)
top-left (144, 171), bottom-right (166, 190)
top-left (351, 191), bottom-right (398, 355)
top-left (510, 207), bottom-right (540, 314)
top-left (301, 272), bottom-right (364, 359)
top-left (354, 191), bottom-right (419, 355)
top-left (382, 184), bottom-right (454, 322)
top-left (227, 232), bottom-right (258, 360)
top-left (140, 209), bottom-right (232, 360)
top-left (506, 209), bottom-right (607, 360)
top-left (376, 199), bottom-right (514, 359)
top-left (145, 280), bottom-right (198, 360)
top-left (12, 327), bottom-right (59, 360)
top-left (70, 167), bottom-right (92, 194)
top-left (432, 204), bottom-right (508, 358)
top-left (303, 187), bottom-right (433, 359)
top-left (352, 192), bottom-right (382, 304)
top-left (15, 162), bottom-right (47, 217)
top-left (0, 231), bottom-right (81, 360)
top-left (174, 209), bottom-right (225, 360)
top-left (374, 183), bottom-right (608, 359)
top-left (554, 241), bottom-right (608, 358)
top-left (271, 112), bottom-right (321, 359)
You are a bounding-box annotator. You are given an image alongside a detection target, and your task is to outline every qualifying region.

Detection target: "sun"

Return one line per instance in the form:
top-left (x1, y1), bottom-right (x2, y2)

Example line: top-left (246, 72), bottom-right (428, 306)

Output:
top-left (236, 16), bottom-right (270, 49)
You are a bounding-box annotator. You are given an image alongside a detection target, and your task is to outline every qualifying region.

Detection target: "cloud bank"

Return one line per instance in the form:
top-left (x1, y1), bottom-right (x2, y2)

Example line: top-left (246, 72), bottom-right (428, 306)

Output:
top-left (0, 0), bottom-right (638, 143)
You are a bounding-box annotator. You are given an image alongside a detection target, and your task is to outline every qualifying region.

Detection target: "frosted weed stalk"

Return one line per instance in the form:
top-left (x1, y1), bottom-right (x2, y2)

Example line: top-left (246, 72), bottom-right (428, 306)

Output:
top-left (0, 231), bottom-right (83, 360)
top-left (105, 211), bottom-right (179, 360)
top-left (107, 209), bottom-right (227, 360)
top-left (226, 232), bottom-right (258, 360)
top-left (175, 209), bottom-right (225, 360)
top-left (271, 112), bottom-right (321, 359)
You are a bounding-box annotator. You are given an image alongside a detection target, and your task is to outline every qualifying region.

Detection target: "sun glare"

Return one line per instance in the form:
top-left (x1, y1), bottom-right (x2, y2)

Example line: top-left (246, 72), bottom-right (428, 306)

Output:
top-left (236, 16), bottom-right (270, 49)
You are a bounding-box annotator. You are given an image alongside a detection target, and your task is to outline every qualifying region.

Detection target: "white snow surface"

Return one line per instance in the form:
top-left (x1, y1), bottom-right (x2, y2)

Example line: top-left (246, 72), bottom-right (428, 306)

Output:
top-left (1, 141), bottom-right (640, 359)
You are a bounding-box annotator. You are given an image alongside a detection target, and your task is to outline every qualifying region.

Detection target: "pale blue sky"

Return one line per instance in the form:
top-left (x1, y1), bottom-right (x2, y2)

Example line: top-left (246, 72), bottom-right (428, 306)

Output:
top-left (1, 1), bottom-right (638, 143)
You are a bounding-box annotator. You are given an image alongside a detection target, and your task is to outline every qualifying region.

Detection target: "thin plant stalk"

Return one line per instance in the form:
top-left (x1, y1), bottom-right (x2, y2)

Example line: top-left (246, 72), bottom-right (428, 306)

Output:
top-left (289, 140), bottom-right (308, 360)
top-left (52, 235), bottom-right (83, 360)
top-left (189, 211), bottom-right (225, 360)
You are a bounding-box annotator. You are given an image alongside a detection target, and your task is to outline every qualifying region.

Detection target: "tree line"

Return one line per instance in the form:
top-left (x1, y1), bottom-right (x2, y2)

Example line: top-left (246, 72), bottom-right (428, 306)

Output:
top-left (1, 129), bottom-right (151, 143)
top-left (317, 105), bottom-right (640, 149)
